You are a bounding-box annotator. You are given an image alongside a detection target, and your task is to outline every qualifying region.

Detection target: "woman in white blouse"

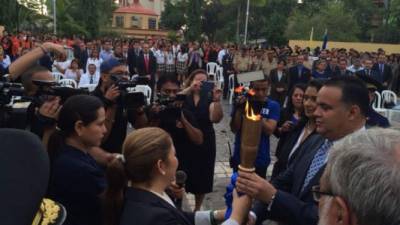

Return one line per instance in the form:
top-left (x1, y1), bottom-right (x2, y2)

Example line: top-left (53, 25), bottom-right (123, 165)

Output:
top-left (64, 59), bottom-right (83, 82)
top-left (53, 53), bottom-right (71, 74)
top-left (86, 48), bottom-right (103, 74)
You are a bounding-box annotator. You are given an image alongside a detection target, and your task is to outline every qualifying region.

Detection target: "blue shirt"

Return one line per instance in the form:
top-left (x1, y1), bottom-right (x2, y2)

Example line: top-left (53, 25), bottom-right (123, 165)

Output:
top-left (232, 99), bottom-right (280, 168)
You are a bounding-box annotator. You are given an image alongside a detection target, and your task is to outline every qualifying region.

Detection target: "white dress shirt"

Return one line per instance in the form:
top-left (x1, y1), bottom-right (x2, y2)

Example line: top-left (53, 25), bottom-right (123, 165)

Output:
top-left (78, 72), bottom-right (100, 87)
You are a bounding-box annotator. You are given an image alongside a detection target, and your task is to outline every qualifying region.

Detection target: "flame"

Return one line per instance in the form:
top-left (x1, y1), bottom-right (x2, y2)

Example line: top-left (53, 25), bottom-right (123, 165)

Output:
top-left (248, 89), bottom-right (256, 96)
top-left (244, 101), bottom-right (261, 121)
top-left (235, 86), bottom-right (245, 93)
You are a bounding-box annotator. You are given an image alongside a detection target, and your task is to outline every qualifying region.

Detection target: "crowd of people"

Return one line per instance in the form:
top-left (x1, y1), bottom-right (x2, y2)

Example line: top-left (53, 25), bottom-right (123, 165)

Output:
top-left (1, 30), bottom-right (399, 225)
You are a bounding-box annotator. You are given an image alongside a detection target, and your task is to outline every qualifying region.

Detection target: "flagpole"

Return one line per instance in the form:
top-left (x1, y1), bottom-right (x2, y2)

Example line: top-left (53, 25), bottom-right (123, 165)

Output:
top-left (244, 0), bottom-right (250, 45)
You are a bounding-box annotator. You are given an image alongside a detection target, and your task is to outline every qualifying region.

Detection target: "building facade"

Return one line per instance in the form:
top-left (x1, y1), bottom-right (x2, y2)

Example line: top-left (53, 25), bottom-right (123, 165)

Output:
top-left (111, 0), bottom-right (167, 39)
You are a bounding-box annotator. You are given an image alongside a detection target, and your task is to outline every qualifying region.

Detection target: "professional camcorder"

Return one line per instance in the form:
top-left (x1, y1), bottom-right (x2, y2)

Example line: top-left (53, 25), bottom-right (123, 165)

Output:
top-left (110, 75), bottom-right (147, 109)
top-left (154, 94), bottom-right (186, 122)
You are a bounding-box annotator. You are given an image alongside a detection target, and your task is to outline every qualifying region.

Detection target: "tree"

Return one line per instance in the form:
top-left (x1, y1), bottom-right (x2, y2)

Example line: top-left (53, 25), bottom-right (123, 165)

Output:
top-left (286, 2), bottom-right (361, 42)
top-left (160, 0), bottom-right (186, 30)
top-left (186, 0), bottom-right (202, 41)
top-left (220, 0), bottom-right (267, 43)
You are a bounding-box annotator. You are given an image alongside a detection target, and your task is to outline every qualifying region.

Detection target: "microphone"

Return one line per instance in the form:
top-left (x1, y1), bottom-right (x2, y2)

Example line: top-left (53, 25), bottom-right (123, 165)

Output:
top-left (175, 170), bottom-right (187, 188)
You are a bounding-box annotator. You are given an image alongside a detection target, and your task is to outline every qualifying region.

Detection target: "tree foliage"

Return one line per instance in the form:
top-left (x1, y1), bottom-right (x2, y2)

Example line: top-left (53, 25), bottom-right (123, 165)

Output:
top-left (286, 2), bottom-right (361, 42)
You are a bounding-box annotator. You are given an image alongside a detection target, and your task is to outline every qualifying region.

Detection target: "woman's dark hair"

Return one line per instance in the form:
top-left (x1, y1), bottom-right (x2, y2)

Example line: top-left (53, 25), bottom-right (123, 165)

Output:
top-left (103, 127), bottom-right (172, 225)
top-left (184, 69), bottom-right (208, 88)
top-left (296, 79), bottom-right (324, 128)
top-left (282, 83), bottom-right (307, 122)
top-left (47, 95), bottom-right (104, 160)
top-left (277, 59), bottom-right (287, 66)
top-left (69, 58), bottom-right (81, 69)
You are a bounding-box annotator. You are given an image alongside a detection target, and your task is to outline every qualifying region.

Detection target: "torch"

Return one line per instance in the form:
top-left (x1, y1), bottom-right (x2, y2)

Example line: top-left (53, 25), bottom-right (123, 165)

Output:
top-left (224, 89), bottom-right (263, 219)
top-left (239, 100), bottom-right (262, 173)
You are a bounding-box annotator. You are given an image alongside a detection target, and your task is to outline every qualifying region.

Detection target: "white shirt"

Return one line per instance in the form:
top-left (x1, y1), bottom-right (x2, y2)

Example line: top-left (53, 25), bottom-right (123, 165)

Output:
top-left (217, 49), bottom-right (227, 65)
top-left (78, 72), bottom-right (100, 87)
top-left (177, 52), bottom-right (188, 62)
top-left (64, 69), bottom-right (83, 81)
top-left (1, 55), bottom-right (11, 67)
top-left (86, 58), bottom-right (103, 73)
top-left (166, 52), bottom-right (175, 65)
top-left (347, 65), bottom-right (364, 73)
top-left (155, 50), bottom-right (166, 64)
top-left (277, 70), bottom-right (283, 81)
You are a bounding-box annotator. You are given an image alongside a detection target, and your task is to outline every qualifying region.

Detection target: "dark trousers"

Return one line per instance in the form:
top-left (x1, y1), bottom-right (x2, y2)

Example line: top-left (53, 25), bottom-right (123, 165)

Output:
top-left (223, 72), bottom-right (229, 99)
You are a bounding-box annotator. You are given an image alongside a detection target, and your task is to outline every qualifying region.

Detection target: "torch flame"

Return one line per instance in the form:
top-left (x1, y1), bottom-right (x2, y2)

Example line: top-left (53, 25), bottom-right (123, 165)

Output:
top-left (235, 86), bottom-right (245, 93)
top-left (245, 101), bottom-right (261, 121)
top-left (248, 89), bottom-right (256, 96)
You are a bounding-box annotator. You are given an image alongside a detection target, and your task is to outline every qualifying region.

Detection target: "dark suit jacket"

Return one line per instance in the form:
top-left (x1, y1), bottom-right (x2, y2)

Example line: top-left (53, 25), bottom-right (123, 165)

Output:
top-left (254, 134), bottom-right (326, 225)
top-left (288, 65), bottom-right (311, 91)
top-left (269, 69), bottom-right (289, 105)
top-left (127, 48), bottom-right (141, 75)
top-left (136, 52), bottom-right (157, 77)
top-left (372, 63), bottom-right (392, 84)
top-left (356, 69), bottom-right (381, 84)
top-left (120, 187), bottom-right (194, 225)
top-left (332, 68), bottom-right (352, 77)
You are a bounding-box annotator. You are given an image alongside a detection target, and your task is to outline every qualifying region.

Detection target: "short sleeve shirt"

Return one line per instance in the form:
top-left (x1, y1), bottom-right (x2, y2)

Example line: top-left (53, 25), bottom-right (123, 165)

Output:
top-left (232, 99), bottom-right (280, 168)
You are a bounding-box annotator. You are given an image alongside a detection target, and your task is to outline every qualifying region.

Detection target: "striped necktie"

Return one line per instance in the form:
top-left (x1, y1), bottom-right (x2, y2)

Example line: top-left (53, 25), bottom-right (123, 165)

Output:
top-left (302, 140), bottom-right (333, 192)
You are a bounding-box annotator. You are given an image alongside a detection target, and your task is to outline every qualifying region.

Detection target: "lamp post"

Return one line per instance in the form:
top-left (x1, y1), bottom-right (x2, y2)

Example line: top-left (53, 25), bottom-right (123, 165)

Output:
top-left (243, 0), bottom-right (250, 45)
top-left (53, 0), bottom-right (57, 35)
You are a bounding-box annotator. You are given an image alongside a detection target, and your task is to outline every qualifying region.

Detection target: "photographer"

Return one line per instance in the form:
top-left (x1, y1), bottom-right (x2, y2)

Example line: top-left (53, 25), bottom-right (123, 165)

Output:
top-left (92, 57), bottom-right (147, 154)
top-left (230, 78), bottom-right (280, 178)
top-left (180, 69), bottom-right (223, 211)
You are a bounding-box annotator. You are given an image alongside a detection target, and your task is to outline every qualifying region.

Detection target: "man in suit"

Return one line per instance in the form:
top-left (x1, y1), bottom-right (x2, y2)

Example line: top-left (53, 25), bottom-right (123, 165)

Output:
top-left (136, 43), bottom-right (157, 100)
top-left (288, 55), bottom-right (311, 91)
top-left (372, 54), bottom-right (392, 88)
top-left (222, 45), bottom-right (236, 99)
top-left (269, 59), bottom-right (289, 106)
top-left (236, 76), bottom-right (368, 225)
top-left (332, 58), bottom-right (352, 76)
top-left (127, 40), bottom-right (141, 76)
top-left (356, 59), bottom-right (380, 83)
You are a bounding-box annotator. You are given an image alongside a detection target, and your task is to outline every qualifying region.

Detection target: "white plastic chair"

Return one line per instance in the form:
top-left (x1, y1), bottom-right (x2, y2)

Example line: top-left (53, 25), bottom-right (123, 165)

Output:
top-left (133, 85), bottom-right (152, 105)
top-left (216, 66), bottom-right (224, 89)
top-left (228, 74), bottom-right (235, 104)
top-left (52, 72), bottom-right (64, 82)
top-left (59, 79), bottom-right (78, 88)
top-left (207, 62), bottom-right (219, 80)
top-left (372, 91), bottom-right (387, 115)
top-left (381, 90), bottom-right (397, 108)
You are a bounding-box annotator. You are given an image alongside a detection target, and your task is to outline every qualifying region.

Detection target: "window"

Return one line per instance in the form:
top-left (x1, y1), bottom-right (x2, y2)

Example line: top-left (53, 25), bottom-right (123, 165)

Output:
top-left (131, 16), bottom-right (141, 28)
top-left (148, 18), bottom-right (157, 30)
top-left (115, 16), bottom-right (124, 28)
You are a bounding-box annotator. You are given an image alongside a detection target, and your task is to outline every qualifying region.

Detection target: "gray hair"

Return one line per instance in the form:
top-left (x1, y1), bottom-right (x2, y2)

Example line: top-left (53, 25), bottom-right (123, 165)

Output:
top-left (324, 128), bottom-right (400, 225)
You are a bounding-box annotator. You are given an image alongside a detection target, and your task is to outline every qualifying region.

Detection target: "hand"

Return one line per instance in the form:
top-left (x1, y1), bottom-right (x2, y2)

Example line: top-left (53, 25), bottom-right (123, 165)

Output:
top-left (212, 88), bottom-right (222, 102)
top-left (236, 171), bottom-right (277, 203)
top-left (145, 75), bottom-right (151, 80)
top-left (104, 85), bottom-right (120, 102)
top-left (230, 190), bottom-right (252, 224)
top-left (38, 97), bottom-right (61, 119)
top-left (190, 80), bottom-right (202, 92)
top-left (42, 42), bottom-right (67, 56)
top-left (168, 182), bottom-right (185, 199)
top-left (280, 121), bottom-right (294, 133)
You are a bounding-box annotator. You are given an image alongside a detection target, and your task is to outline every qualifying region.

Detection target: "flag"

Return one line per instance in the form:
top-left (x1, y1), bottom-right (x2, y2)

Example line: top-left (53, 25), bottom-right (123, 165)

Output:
top-left (322, 29), bottom-right (328, 50)
top-left (309, 27), bottom-right (314, 48)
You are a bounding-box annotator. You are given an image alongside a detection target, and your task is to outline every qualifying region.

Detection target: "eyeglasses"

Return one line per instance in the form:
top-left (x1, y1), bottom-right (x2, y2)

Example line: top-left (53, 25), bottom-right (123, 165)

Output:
top-left (312, 185), bottom-right (335, 202)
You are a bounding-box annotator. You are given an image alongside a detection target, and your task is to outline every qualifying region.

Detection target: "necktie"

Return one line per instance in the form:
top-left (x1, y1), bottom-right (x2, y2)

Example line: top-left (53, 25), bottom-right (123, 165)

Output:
top-left (90, 75), bottom-right (93, 84)
top-left (145, 54), bottom-right (149, 73)
top-left (302, 140), bottom-right (333, 192)
top-left (380, 64), bottom-right (384, 75)
top-left (298, 66), bottom-right (302, 78)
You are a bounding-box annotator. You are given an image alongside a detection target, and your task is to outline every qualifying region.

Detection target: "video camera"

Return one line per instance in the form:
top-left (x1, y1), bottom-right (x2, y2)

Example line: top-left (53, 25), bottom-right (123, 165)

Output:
top-left (0, 82), bottom-right (26, 106)
top-left (33, 80), bottom-right (89, 105)
top-left (155, 94), bottom-right (186, 122)
top-left (110, 75), bottom-right (147, 110)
